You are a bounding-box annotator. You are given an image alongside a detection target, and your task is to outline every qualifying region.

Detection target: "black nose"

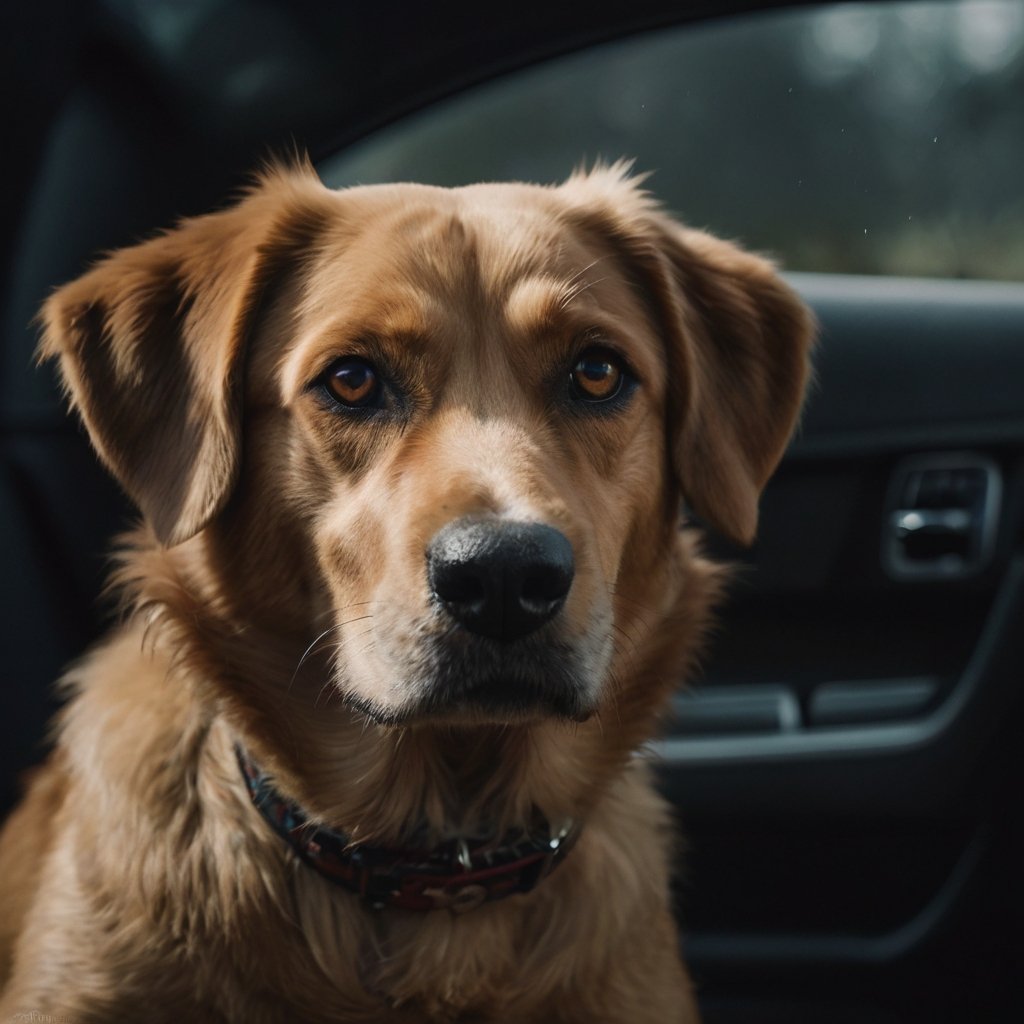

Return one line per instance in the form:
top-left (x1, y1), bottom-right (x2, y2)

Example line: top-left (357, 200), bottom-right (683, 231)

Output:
top-left (427, 519), bottom-right (575, 642)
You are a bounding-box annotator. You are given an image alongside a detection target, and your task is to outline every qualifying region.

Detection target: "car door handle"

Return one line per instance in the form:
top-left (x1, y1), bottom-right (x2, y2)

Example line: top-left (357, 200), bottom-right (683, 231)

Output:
top-left (883, 453), bottom-right (1001, 580)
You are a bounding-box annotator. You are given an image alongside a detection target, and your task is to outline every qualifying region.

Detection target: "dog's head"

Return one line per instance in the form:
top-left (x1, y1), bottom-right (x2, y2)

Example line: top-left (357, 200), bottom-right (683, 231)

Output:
top-left (40, 163), bottom-right (812, 806)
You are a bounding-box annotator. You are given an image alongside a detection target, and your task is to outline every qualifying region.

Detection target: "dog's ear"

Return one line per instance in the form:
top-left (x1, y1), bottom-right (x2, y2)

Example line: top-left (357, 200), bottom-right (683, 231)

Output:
top-left (560, 167), bottom-right (815, 546)
top-left (649, 222), bottom-right (815, 546)
top-left (38, 165), bottom-right (327, 547)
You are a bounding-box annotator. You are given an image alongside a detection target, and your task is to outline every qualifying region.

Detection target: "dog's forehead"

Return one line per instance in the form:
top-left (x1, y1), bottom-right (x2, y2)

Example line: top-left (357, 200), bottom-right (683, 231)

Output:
top-left (309, 183), bottom-right (605, 312)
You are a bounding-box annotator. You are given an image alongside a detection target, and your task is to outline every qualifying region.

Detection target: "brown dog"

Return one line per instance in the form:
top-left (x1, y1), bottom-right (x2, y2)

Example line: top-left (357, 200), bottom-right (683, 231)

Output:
top-left (0, 162), bottom-right (813, 1022)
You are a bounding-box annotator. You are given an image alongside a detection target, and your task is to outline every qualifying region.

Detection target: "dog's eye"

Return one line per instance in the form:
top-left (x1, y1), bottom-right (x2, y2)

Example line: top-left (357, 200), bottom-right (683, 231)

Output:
top-left (569, 348), bottom-right (625, 403)
top-left (323, 358), bottom-right (381, 408)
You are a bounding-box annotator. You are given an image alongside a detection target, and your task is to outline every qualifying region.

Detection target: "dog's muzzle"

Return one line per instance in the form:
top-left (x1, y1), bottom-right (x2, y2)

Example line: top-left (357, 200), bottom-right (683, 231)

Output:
top-left (411, 517), bottom-right (589, 720)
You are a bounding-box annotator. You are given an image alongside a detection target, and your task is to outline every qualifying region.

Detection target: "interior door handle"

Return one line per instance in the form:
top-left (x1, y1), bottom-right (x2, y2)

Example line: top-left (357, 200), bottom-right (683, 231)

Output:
top-left (883, 453), bottom-right (1001, 580)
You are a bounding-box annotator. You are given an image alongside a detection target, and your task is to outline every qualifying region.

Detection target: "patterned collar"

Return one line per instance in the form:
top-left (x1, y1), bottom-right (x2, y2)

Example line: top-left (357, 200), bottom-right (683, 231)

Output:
top-left (236, 745), bottom-right (580, 913)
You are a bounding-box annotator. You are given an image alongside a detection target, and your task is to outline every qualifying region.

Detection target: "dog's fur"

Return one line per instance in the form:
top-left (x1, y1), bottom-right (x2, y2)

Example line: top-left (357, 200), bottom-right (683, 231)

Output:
top-left (0, 163), bottom-right (813, 1022)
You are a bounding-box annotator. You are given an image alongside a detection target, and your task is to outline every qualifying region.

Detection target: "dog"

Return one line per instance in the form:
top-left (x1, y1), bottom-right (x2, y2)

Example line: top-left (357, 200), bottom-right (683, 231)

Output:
top-left (0, 161), bottom-right (813, 1022)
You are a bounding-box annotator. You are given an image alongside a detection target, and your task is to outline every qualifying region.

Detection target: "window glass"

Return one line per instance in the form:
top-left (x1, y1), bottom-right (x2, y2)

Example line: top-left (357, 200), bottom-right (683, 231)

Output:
top-left (321, 0), bottom-right (1024, 280)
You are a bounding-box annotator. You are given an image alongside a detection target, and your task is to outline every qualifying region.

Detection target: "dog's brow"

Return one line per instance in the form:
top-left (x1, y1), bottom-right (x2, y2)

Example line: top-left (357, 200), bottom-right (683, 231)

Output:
top-left (503, 275), bottom-right (579, 335)
top-left (373, 308), bottom-right (441, 348)
top-left (341, 289), bottom-right (447, 349)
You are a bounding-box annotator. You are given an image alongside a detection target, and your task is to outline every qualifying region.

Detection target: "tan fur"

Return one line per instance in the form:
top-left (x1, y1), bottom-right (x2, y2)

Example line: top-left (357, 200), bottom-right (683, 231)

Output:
top-left (0, 161), bottom-right (814, 1022)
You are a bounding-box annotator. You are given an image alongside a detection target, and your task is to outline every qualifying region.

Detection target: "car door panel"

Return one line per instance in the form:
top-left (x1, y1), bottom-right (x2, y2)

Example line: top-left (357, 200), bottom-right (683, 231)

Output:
top-left (661, 273), bottom-right (1024, 1019)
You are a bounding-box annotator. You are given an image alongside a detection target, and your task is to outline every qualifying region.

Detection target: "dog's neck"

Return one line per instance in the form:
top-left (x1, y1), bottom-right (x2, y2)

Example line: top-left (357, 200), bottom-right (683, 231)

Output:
top-left (236, 742), bottom-right (580, 913)
top-left (245, 709), bottom-right (602, 849)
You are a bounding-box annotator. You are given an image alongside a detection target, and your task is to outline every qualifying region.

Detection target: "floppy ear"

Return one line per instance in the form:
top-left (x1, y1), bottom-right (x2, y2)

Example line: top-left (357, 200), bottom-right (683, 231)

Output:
top-left (652, 222), bottom-right (816, 546)
top-left (559, 166), bottom-right (815, 546)
top-left (38, 165), bottom-right (327, 547)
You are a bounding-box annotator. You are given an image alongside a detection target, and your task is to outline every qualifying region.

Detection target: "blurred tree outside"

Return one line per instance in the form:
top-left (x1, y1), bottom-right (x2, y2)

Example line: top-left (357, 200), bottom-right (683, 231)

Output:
top-left (323, 0), bottom-right (1024, 281)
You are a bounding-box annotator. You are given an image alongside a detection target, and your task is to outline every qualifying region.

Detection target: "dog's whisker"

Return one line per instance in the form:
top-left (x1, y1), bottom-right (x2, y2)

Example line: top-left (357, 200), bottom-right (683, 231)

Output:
top-left (307, 599), bottom-right (381, 627)
top-left (333, 600), bottom-right (385, 614)
top-left (291, 624), bottom-right (344, 682)
top-left (291, 613), bottom-right (378, 685)
top-left (558, 256), bottom-right (612, 308)
top-left (306, 625), bottom-right (381, 711)
top-left (563, 274), bottom-right (609, 305)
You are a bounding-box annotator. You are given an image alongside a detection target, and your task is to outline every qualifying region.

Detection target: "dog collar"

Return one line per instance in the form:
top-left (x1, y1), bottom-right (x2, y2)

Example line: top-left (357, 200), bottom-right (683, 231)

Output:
top-left (236, 745), bottom-right (580, 913)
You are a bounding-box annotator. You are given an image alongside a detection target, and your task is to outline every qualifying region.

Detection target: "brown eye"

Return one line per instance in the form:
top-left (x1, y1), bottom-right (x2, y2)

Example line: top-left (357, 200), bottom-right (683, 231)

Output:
top-left (569, 347), bottom-right (625, 403)
top-left (324, 357), bottom-right (380, 408)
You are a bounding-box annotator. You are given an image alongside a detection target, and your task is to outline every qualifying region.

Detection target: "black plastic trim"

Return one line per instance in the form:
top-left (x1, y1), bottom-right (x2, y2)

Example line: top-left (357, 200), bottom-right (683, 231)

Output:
top-left (654, 554), bottom-right (1024, 766)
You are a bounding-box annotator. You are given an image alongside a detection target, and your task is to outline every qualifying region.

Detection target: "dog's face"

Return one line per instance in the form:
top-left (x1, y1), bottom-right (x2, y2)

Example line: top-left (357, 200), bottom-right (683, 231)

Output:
top-left (264, 185), bottom-right (676, 725)
top-left (40, 164), bottom-right (812, 765)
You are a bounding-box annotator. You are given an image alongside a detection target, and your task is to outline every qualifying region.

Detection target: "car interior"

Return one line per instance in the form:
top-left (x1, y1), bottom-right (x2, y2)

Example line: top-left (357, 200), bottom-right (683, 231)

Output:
top-left (3, 1), bottom-right (1022, 1021)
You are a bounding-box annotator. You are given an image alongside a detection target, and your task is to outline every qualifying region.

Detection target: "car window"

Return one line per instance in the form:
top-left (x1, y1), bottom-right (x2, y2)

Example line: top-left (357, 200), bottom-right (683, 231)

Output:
top-left (321, 0), bottom-right (1024, 281)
